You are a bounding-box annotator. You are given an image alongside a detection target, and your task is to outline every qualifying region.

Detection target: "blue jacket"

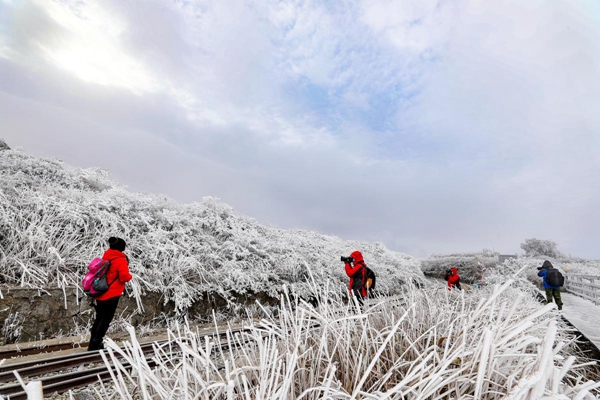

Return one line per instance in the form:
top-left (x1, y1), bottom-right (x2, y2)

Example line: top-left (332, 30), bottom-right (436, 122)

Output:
top-left (538, 269), bottom-right (561, 289)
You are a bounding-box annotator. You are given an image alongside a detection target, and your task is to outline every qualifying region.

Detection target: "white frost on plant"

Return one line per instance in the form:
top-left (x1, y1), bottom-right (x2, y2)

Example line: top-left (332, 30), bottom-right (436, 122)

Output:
top-left (98, 281), bottom-right (599, 399)
top-left (0, 148), bottom-right (424, 313)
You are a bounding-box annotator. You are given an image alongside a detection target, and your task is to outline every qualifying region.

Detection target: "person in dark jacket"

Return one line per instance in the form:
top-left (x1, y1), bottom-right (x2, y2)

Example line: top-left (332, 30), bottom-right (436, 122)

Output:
top-left (344, 250), bottom-right (371, 305)
top-left (88, 237), bottom-right (133, 351)
top-left (444, 268), bottom-right (462, 291)
top-left (537, 260), bottom-right (563, 310)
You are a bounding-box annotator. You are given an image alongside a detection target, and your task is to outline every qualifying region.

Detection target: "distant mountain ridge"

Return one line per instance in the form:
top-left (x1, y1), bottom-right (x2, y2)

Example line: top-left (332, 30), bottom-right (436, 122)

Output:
top-left (0, 145), bottom-right (424, 311)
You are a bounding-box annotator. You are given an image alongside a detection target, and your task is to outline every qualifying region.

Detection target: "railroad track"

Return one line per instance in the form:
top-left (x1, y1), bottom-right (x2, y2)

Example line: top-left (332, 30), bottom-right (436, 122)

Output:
top-left (0, 298), bottom-right (406, 399)
top-left (0, 326), bottom-right (251, 399)
top-left (0, 341), bottom-right (89, 360)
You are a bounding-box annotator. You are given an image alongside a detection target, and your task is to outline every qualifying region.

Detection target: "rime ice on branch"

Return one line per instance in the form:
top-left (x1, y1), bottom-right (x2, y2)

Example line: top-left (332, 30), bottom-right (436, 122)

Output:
top-left (0, 139), bottom-right (10, 151)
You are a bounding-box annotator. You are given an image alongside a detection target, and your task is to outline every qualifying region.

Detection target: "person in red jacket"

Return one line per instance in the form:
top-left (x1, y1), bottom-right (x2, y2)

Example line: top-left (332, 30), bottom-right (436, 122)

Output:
top-left (444, 268), bottom-right (462, 291)
top-left (344, 250), bottom-right (369, 305)
top-left (88, 237), bottom-right (133, 351)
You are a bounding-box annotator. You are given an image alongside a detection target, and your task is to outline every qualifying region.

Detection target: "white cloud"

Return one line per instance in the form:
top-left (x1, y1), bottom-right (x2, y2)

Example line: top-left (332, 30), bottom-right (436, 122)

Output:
top-left (32, 0), bottom-right (159, 94)
top-left (2, 0), bottom-right (600, 258)
top-left (0, 42), bottom-right (12, 59)
top-left (360, 0), bottom-right (455, 54)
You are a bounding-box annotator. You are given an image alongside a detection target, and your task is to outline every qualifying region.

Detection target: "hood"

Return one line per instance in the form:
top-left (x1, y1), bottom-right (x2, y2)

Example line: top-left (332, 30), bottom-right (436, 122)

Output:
top-left (103, 248), bottom-right (126, 260)
top-left (451, 267), bottom-right (458, 275)
top-left (542, 260), bottom-right (553, 269)
top-left (350, 251), bottom-right (364, 263)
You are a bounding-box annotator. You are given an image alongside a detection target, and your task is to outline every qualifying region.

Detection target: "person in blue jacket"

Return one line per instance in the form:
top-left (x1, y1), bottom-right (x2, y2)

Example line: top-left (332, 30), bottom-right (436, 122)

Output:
top-left (537, 260), bottom-right (563, 310)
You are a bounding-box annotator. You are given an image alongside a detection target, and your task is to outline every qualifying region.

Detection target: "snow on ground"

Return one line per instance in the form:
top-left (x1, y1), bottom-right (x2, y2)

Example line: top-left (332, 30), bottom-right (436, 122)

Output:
top-left (562, 292), bottom-right (600, 349)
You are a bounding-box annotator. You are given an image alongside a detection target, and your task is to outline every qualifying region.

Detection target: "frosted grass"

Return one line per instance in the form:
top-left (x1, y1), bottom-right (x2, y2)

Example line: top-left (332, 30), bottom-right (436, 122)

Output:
top-left (97, 281), bottom-right (599, 399)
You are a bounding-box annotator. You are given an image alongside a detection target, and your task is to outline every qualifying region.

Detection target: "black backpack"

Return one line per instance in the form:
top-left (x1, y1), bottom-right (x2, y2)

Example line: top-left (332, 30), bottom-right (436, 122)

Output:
top-left (546, 268), bottom-right (564, 287)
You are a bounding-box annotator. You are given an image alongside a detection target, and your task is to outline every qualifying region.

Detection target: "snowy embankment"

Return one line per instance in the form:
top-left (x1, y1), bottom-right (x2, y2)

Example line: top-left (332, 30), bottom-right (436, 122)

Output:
top-left (94, 279), bottom-right (600, 399)
top-left (0, 148), bottom-right (423, 315)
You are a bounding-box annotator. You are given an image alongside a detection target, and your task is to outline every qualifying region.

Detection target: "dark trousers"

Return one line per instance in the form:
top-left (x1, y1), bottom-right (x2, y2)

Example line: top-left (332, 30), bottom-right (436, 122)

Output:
top-left (545, 289), bottom-right (563, 310)
top-left (88, 296), bottom-right (120, 351)
top-left (351, 288), bottom-right (364, 306)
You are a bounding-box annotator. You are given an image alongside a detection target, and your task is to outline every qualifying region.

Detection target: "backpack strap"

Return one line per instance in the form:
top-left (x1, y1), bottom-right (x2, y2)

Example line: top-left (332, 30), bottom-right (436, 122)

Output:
top-left (358, 262), bottom-right (367, 288)
top-left (103, 256), bottom-right (126, 286)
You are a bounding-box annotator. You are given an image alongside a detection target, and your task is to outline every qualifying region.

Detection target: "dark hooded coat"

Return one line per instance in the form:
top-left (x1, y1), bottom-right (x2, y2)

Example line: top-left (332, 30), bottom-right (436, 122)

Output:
top-left (537, 260), bottom-right (562, 289)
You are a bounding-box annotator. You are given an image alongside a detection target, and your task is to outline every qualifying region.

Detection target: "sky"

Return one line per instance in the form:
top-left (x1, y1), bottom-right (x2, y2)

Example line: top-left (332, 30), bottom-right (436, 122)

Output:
top-left (1, 0), bottom-right (599, 259)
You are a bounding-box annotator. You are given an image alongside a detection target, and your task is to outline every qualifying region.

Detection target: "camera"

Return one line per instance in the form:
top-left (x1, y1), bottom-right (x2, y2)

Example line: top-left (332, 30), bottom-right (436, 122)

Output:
top-left (341, 256), bottom-right (354, 263)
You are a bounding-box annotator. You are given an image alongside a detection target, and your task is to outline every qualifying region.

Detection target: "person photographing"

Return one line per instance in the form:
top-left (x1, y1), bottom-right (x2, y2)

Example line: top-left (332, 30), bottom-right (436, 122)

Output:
top-left (444, 268), bottom-right (462, 291)
top-left (342, 250), bottom-right (376, 306)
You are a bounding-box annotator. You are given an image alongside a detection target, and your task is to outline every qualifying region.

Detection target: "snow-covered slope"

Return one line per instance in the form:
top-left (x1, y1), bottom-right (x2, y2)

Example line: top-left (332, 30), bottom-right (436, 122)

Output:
top-left (0, 147), bottom-right (424, 311)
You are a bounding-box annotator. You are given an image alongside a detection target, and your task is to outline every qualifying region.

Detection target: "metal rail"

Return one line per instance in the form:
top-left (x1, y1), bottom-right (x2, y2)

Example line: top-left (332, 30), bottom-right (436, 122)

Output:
top-left (564, 274), bottom-right (600, 305)
top-left (0, 339), bottom-right (163, 381)
top-left (0, 327), bottom-right (253, 399)
top-left (0, 342), bottom-right (88, 360)
top-left (0, 343), bottom-right (163, 399)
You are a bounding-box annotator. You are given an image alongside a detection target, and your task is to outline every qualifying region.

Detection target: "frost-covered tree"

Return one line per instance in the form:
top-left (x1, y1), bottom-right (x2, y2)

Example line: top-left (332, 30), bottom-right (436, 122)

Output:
top-left (520, 238), bottom-right (564, 258)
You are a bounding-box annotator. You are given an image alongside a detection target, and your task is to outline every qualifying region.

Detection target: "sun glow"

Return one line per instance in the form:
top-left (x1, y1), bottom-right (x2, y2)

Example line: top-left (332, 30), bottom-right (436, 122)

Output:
top-left (35, 0), bottom-right (158, 94)
top-left (39, 41), bottom-right (158, 94)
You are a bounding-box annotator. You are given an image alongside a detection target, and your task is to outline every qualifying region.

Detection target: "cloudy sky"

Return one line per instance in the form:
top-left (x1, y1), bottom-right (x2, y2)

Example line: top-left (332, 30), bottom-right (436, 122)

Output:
top-left (1, 0), bottom-right (599, 259)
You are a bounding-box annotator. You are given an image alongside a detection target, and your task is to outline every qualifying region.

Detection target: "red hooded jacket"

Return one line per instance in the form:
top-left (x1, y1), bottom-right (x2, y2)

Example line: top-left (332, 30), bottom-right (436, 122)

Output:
top-left (345, 251), bottom-right (368, 297)
top-left (95, 249), bottom-right (133, 301)
top-left (446, 267), bottom-right (460, 290)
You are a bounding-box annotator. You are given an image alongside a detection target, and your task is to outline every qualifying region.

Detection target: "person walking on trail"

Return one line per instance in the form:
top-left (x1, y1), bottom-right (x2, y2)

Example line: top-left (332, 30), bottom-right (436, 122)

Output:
top-left (537, 260), bottom-right (563, 311)
top-left (444, 268), bottom-right (462, 291)
top-left (342, 250), bottom-right (375, 306)
top-left (88, 237), bottom-right (132, 351)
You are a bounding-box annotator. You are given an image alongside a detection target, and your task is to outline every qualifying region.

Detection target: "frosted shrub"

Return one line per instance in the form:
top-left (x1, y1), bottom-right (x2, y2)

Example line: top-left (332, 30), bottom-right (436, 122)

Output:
top-left (0, 149), bottom-right (424, 315)
top-left (553, 259), bottom-right (600, 276)
top-left (429, 249), bottom-right (500, 259)
top-left (420, 251), bottom-right (498, 284)
top-left (99, 281), bottom-right (599, 399)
